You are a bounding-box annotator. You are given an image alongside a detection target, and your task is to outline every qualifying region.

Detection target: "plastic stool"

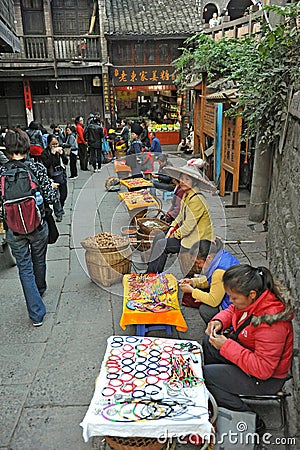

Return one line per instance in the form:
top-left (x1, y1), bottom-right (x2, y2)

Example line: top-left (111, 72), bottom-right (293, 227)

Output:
top-left (136, 324), bottom-right (173, 337)
top-left (162, 190), bottom-right (174, 201)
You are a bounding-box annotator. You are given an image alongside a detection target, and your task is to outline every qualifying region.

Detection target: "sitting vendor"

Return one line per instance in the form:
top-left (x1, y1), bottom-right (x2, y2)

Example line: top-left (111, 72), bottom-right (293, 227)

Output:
top-left (203, 264), bottom-right (294, 420)
top-left (146, 164), bottom-right (215, 274)
top-left (160, 179), bottom-right (184, 224)
top-left (179, 239), bottom-right (240, 323)
top-left (150, 154), bottom-right (175, 195)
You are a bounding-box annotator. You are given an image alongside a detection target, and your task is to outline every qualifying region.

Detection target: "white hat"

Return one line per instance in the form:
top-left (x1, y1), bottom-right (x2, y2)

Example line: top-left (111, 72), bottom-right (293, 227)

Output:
top-left (163, 164), bottom-right (216, 192)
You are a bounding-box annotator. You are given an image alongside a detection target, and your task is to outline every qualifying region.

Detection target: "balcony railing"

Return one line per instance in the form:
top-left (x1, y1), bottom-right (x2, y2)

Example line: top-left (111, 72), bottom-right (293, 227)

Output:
top-left (53, 36), bottom-right (101, 61)
top-left (0, 35), bottom-right (102, 62)
top-left (204, 11), bottom-right (263, 40)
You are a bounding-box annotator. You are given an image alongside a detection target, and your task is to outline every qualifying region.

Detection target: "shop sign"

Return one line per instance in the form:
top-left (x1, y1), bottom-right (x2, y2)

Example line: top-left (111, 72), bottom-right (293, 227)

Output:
top-left (23, 78), bottom-right (32, 110)
top-left (102, 72), bottom-right (110, 116)
top-left (112, 66), bottom-right (176, 87)
top-left (203, 99), bottom-right (215, 137)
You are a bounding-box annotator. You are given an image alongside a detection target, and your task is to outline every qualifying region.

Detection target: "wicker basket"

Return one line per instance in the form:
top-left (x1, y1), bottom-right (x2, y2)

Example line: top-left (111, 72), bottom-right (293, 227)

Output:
top-left (84, 246), bottom-right (132, 287)
top-left (137, 217), bottom-right (169, 235)
top-left (136, 229), bottom-right (154, 252)
top-left (105, 436), bottom-right (165, 450)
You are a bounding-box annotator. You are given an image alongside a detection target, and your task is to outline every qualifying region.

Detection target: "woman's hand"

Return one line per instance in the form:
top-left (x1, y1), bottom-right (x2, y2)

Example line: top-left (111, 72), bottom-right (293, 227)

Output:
top-left (205, 320), bottom-right (222, 336)
top-left (179, 283), bottom-right (193, 294)
top-left (209, 333), bottom-right (227, 350)
top-left (179, 278), bottom-right (194, 286)
top-left (56, 146), bottom-right (63, 155)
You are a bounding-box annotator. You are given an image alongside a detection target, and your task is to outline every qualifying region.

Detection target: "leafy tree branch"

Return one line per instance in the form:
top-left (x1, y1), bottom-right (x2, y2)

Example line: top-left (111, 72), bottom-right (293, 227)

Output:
top-left (174, 3), bottom-right (299, 143)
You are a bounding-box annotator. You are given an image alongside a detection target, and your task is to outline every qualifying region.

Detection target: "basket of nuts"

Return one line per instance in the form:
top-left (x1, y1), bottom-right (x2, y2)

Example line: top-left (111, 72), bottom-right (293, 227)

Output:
top-left (81, 232), bottom-right (132, 287)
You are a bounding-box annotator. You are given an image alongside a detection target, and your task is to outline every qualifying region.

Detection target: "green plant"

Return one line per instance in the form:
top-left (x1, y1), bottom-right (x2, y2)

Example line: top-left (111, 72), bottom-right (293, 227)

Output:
top-left (174, 3), bottom-right (300, 143)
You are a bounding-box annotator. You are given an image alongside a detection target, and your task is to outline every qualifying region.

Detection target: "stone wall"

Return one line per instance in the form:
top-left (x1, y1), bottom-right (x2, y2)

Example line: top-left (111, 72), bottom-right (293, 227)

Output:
top-left (268, 90), bottom-right (300, 436)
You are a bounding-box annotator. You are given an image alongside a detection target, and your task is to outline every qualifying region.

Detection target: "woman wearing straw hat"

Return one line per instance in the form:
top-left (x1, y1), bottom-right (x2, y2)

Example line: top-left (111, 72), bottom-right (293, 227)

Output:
top-left (146, 164), bottom-right (216, 274)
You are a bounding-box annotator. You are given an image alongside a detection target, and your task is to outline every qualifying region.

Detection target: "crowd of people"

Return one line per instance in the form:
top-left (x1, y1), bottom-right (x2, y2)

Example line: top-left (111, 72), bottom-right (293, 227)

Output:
top-left (0, 113), bottom-right (295, 435)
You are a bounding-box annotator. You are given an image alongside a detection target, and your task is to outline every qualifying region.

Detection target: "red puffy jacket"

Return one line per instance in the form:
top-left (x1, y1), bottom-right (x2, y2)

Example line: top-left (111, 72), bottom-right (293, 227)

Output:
top-left (213, 289), bottom-right (293, 380)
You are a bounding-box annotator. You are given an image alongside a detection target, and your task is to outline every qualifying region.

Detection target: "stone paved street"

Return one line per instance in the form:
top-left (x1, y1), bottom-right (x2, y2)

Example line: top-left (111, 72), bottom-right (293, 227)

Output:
top-left (0, 152), bottom-right (292, 450)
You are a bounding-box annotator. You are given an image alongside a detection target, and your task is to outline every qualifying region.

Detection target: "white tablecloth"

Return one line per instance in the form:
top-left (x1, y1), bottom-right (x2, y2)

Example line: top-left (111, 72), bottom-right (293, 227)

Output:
top-left (80, 336), bottom-right (212, 442)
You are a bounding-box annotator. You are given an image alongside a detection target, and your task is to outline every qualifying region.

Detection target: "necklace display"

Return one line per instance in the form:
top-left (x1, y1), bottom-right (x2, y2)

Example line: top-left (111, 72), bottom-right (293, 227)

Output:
top-left (126, 273), bottom-right (178, 312)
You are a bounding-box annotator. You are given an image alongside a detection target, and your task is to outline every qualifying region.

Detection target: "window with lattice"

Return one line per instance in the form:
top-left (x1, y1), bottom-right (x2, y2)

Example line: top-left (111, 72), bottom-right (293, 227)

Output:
top-left (51, 0), bottom-right (95, 35)
top-left (21, 0), bottom-right (45, 34)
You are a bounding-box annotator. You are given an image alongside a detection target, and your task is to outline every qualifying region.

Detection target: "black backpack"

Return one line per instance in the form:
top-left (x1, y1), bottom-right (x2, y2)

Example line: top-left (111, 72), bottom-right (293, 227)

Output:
top-left (1, 161), bottom-right (42, 235)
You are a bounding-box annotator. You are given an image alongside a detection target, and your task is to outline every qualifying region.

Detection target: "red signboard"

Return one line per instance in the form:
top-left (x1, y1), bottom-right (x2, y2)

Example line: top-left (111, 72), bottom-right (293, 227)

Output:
top-left (23, 78), bottom-right (32, 110)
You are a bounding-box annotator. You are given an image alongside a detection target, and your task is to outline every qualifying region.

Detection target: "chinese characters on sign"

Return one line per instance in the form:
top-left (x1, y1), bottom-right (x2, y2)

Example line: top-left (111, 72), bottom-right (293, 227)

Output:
top-left (23, 78), bottom-right (32, 110)
top-left (113, 66), bottom-right (176, 86)
top-left (102, 72), bottom-right (110, 118)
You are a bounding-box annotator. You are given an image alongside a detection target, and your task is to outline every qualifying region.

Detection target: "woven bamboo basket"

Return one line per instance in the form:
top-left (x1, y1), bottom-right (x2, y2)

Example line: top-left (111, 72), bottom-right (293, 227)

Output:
top-left (136, 229), bottom-right (154, 252)
top-left (84, 246), bottom-right (132, 287)
top-left (137, 217), bottom-right (169, 235)
top-left (105, 436), bottom-right (165, 450)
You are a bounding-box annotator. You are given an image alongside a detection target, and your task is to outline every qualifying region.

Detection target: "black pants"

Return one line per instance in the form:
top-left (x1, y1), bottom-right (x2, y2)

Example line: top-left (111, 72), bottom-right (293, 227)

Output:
top-left (89, 146), bottom-right (102, 169)
top-left (146, 231), bottom-right (182, 273)
top-left (202, 334), bottom-right (285, 411)
top-left (69, 152), bottom-right (78, 177)
top-left (199, 304), bottom-right (220, 324)
top-left (78, 143), bottom-right (88, 170)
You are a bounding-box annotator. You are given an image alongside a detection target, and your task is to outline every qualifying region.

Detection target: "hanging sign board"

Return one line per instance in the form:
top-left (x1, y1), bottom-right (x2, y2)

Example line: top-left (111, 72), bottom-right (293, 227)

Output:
top-left (112, 66), bottom-right (176, 87)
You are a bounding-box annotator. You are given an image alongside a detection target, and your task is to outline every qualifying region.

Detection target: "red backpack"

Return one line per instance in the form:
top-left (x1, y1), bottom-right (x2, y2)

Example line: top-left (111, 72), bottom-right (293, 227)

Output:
top-left (1, 161), bottom-right (42, 235)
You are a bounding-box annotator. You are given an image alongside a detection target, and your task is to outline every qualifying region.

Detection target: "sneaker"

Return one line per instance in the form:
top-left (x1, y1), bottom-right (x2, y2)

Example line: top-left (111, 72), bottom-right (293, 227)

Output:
top-left (32, 319), bottom-right (44, 327)
top-left (69, 176), bottom-right (78, 179)
top-left (56, 216), bottom-right (63, 222)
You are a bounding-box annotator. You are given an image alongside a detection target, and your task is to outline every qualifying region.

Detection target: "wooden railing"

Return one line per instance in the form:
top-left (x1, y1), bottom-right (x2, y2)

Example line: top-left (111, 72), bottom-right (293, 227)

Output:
top-left (53, 35), bottom-right (101, 61)
top-left (204, 11), bottom-right (262, 40)
top-left (0, 34), bottom-right (102, 62)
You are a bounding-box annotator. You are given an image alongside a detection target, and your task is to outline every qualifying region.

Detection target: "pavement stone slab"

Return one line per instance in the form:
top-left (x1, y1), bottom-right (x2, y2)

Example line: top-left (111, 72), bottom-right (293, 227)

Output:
top-left (10, 406), bottom-right (91, 450)
top-left (0, 343), bottom-right (46, 385)
top-left (25, 322), bottom-right (109, 406)
top-left (0, 384), bottom-right (30, 447)
top-left (56, 290), bottom-right (112, 325)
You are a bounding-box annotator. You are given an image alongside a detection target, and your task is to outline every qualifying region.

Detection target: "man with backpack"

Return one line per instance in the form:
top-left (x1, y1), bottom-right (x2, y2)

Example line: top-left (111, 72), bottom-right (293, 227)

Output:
top-left (0, 129), bottom-right (58, 327)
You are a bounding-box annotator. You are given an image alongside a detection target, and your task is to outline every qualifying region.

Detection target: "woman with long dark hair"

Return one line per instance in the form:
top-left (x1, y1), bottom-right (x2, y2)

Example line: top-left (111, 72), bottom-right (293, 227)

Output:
top-left (203, 264), bottom-right (294, 415)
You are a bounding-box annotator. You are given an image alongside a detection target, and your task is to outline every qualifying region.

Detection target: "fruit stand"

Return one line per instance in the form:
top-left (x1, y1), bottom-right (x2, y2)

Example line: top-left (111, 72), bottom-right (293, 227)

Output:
top-left (148, 122), bottom-right (180, 145)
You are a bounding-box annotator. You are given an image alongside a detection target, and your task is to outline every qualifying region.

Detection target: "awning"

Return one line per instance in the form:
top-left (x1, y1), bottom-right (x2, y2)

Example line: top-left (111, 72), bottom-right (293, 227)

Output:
top-left (185, 78), bottom-right (203, 89)
top-left (205, 88), bottom-right (239, 102)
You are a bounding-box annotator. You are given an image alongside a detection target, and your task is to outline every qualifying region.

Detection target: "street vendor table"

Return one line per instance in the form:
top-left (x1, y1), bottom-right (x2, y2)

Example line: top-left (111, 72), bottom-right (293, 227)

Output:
top-left (80, 335), bottom-right (212, 443)
top-left (114, 159), bottom-right (131, 179)
top-left (118, 191), bottom-right (158, 222)
top-left (120, 273), bottom-right (187, 333)
top-left (120, 177), bottom-right (153, 191)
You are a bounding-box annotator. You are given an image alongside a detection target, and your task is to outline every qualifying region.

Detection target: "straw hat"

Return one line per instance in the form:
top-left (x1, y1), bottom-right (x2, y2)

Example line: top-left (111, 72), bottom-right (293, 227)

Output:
top-left (163, 164), bottom-right (216, 192)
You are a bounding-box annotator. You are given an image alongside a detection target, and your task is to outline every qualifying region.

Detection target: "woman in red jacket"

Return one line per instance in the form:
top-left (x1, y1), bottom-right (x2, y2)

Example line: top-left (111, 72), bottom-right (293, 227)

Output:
top-left (203, 264), bottom-right (294, 413)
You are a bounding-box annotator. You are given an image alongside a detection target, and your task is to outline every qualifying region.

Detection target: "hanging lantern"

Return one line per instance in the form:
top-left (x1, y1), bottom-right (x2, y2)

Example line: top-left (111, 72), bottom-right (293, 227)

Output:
top-left (92, 76), bottom-right (101, 87)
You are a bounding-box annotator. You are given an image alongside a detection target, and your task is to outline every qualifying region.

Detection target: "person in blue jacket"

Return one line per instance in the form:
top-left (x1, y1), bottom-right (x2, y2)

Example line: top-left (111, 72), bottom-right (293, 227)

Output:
top-left (149, 131), bottom-right (162, 154)
top-left (179, 238), bottom-right (240, 323)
